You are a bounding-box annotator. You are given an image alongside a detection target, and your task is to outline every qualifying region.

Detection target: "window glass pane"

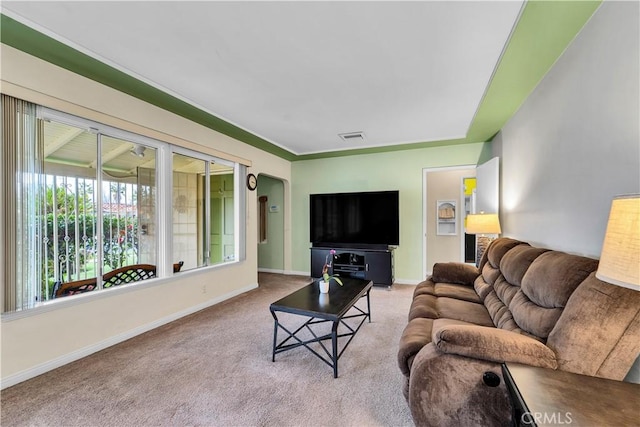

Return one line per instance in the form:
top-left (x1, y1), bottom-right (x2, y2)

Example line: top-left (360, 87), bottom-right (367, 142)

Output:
top-left (173, 153), bottom-right (206, 270)
top-left (209, 164), bottom-right (235, 264)
top-left (101, 135), bottom-right (157, 287)
top-left (42, 120), bottom-right (98, 299)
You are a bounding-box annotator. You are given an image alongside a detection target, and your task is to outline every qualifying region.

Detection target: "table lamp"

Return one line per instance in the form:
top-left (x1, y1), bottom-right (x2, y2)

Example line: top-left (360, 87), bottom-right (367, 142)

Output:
top-left (596, 194), bottom-right (639, 291)
top-left (466, 212), bottom-right (501, 266)
top-left (595, 194), bottom-right (639, 383)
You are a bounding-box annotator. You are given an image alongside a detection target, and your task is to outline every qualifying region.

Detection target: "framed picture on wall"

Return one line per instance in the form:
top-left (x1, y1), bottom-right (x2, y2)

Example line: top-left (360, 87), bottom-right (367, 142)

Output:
top-left (436, 200), bottom-right (457, 236)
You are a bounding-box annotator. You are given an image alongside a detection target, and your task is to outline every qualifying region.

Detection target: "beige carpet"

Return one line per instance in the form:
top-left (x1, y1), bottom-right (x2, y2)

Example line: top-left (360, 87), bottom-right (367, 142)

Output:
top-left (1, 273), bottom-right (415, 427)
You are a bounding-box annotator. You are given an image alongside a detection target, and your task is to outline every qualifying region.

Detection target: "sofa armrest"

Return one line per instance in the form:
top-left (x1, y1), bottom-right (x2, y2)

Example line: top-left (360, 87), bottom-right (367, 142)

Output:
top-left (408, 344), bottom-right (511, 426)
top-left (433, 324), bottom-right (557, 369)
top-left (431, 262), bottom-right (479, 286)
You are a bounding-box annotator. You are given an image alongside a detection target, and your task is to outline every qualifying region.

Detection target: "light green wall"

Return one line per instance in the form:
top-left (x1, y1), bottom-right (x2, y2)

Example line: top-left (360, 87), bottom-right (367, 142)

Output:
top-left (292, 142), bottom-right (490, 283)
top-left (257, 175), bottom-right (285, 270)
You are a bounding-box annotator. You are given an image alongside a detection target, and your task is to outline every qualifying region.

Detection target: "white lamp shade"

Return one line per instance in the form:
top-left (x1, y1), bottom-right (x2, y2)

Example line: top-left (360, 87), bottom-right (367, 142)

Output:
top-left (596, 194), bottom-right (640, 291)
top-left (466, 213), bottom-right (501, 235)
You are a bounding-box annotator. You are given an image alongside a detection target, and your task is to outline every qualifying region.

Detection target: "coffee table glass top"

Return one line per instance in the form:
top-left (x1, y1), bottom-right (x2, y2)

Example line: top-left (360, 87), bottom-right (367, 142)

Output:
top-left (270, 277), bottom-right (372, 320)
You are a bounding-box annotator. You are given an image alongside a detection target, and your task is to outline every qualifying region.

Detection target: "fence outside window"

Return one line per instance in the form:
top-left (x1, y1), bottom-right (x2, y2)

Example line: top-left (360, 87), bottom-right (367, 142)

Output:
top-left (42, 175), bottom-right (140, 301)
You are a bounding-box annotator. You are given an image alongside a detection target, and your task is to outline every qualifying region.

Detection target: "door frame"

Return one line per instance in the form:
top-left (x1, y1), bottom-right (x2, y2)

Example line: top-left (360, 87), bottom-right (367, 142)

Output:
top-left (256, 174), bottom-right (287, 273)
top-left (422, 164), bottom-right (475, 280)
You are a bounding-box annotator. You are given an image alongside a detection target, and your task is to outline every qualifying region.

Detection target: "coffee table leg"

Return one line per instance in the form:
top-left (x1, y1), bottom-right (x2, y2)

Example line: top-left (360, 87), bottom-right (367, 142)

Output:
top-left (271, 310), bottom-right (279, 362)
top-left (366, 289), bottom-right (371, 323)
top-left (332, 320), bottom-right (339, 378)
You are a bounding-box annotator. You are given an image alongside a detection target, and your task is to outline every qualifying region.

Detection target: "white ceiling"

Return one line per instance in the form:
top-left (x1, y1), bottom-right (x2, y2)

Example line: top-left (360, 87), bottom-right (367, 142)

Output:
top-left (2, 1), bottom-right (524, 156)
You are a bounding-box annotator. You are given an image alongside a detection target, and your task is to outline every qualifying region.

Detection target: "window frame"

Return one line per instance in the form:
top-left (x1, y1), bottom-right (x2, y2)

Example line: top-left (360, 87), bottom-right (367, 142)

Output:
top-left (41, 108), bottom-right (168, 286)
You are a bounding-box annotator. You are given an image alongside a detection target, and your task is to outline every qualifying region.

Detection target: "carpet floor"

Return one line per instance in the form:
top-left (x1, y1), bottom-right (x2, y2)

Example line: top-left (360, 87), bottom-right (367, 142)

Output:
top-left (1, 273), bottom-right (415, 427)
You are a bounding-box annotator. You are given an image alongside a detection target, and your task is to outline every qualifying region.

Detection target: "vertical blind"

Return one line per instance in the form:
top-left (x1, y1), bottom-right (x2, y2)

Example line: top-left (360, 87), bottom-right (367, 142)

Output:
top-left (2, 94), bottom-right (44, 312)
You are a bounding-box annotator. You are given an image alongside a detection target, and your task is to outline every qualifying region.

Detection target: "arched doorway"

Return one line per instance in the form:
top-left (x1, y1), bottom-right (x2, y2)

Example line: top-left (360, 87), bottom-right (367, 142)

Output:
top-left (257, 175), bottom-right (285, 272)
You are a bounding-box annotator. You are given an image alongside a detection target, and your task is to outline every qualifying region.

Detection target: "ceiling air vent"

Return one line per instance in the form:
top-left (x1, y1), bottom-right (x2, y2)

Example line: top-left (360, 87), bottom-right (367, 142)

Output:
top-left (338, 131), bottom-right (366, 143)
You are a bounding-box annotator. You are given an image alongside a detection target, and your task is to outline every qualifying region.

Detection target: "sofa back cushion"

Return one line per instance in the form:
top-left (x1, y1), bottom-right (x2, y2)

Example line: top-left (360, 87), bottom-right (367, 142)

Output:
top-left (510, 251), bottom-right (599, 339)
top-left (475, 238), bottom-right (527, 302)
top-left (475, 239), bottom-right (535, 335)
top-left (475, 238), bottom-right (599, 342)
top-left (546, 273), bottom-right (640, 380)
top-left (489, 246), bottom-right (550, 333)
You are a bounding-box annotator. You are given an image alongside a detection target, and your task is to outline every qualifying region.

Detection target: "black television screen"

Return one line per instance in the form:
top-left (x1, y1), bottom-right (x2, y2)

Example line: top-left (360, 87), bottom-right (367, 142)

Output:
top-left (310, 190), bottom-right (399, 248)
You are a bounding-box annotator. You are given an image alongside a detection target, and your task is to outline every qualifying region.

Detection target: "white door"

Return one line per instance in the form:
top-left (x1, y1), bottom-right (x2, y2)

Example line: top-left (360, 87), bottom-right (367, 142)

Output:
top-left (475, 157), bottom-right (500, 214)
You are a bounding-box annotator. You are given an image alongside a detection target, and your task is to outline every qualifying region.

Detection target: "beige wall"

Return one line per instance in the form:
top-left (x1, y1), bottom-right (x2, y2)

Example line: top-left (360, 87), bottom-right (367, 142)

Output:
top-left (0, 44), bottom-right (292, 387)
top-left (425, 167), bottom-right (475, 273)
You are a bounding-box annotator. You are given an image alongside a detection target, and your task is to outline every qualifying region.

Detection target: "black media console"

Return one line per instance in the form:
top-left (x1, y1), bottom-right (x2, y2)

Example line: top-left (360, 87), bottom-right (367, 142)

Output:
top-left (310, 247), bottom-right (394, 287)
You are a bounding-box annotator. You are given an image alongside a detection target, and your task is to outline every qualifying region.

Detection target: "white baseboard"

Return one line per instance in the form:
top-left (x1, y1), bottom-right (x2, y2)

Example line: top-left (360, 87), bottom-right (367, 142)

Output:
top-left (258, 268), bottom-right (311, 277)
top-left (286, 269), bottom-right (312, 276)
top-left (0, 283), bottom-right (258, 390)
top-left (257, 269), bottom-right (423, 286)
top-left (393, 278), bottom-right (421, 285)
top-left (257, 267), bottom-right (286, 274)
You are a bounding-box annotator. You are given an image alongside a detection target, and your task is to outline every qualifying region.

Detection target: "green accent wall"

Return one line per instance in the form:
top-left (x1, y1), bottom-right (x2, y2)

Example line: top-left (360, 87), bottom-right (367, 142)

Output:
top-left (291, 142), bottom-right (491, 281)
top-left (0, 1), bottom-right (601, 160)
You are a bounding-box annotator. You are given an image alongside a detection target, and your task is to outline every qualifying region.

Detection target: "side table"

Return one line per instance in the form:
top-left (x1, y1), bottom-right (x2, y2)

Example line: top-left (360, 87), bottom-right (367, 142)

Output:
top-left (502, 362), bottom-right (639, 426)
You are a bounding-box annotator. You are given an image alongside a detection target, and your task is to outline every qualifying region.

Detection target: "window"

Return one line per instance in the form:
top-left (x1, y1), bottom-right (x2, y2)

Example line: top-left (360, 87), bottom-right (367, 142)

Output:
top-left (41, 125), bottom-right (161, 289)
top-left (1, 95), bottom-right (245, 312)
top-left (172, 151), bottom-right (238, 269)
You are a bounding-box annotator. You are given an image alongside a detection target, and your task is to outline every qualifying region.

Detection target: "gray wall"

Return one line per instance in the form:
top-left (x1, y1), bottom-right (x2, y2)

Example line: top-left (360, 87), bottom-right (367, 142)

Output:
top-left (494, 1), bottom-right (639, 258)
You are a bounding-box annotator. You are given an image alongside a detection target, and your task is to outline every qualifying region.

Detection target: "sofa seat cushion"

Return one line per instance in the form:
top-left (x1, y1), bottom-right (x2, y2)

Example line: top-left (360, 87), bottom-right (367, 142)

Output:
top-left (412, 279), bottom-right (482, 305)
top-left (433, 282), bottom-right (482, 304)
top-left (436, 297), bottom-right (495, 327)
top-left (432, 322), bottom-right (558, 369)
top-left (413, 279), bottom-right (435, 298)
top-left (409, 284), bottom-right (485, 321)
top-left (409, 293), bottom-right (494, 326)
top-left (409, 294), bottom-right (438, 320)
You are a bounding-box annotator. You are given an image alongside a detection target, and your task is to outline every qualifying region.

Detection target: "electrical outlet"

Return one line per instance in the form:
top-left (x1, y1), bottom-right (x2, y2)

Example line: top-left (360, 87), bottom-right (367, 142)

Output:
top-left (201, 285), bottom-right (206, 294)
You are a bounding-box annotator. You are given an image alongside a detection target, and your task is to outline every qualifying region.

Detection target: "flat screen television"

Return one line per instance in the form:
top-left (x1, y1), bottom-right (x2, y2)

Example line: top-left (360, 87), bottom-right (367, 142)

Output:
top-left (310, 190), bottom-right (399, 248)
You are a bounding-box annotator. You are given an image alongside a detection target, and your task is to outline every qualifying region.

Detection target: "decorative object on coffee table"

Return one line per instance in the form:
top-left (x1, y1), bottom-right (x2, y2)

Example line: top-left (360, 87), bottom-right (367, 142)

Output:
top-left (319, 279), bottom-right (330, 293)
top-left (320, 249), bottom-right (342, 293)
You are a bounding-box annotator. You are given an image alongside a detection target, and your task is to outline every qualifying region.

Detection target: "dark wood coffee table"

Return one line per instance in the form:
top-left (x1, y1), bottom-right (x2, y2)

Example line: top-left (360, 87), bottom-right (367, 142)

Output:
top-left (270, 277), bottom-right (372, 378)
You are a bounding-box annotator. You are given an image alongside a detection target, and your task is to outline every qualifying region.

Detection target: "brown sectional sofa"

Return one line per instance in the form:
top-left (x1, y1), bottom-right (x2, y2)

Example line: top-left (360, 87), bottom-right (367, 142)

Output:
top-left (398, 237), bottom-right (640, 426)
